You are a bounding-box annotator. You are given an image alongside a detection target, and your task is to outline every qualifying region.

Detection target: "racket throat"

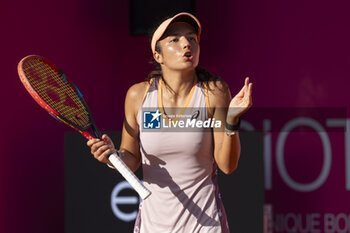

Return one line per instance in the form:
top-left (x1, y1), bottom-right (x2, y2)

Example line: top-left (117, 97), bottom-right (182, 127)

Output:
top-left (91, 123), bottom-right (102, 139)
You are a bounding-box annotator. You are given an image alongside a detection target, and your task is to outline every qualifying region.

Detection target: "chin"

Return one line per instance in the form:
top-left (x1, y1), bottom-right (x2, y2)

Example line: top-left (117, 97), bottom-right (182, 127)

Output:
top-left (181, 64), bottom-right (197, 72)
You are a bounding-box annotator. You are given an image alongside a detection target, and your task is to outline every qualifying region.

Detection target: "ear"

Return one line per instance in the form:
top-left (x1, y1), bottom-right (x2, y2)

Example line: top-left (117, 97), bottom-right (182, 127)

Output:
top-left (153, 51), bottom-right (163, 64)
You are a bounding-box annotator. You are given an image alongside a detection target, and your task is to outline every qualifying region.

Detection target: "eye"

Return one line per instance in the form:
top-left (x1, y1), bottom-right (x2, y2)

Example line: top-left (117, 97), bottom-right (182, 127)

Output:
top-left (188, 37), bottom-right (197, 42)
top-left (170, 38), bottom-right (179, 42)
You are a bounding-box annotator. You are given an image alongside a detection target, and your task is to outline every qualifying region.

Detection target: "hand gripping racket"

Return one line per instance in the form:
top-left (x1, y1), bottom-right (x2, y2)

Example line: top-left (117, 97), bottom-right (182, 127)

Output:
top-left (18, 55), bottom-right (151, 200)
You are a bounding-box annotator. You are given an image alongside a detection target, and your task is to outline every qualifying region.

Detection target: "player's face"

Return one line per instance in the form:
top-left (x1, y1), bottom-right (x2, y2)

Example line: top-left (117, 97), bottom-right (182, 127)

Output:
top-left (156, 22), bottom-right (200, 72)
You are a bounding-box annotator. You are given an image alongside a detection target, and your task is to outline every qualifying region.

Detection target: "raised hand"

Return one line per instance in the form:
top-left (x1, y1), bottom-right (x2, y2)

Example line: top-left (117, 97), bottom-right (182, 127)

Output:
top-left (227, 77), bottom-right (253, 124)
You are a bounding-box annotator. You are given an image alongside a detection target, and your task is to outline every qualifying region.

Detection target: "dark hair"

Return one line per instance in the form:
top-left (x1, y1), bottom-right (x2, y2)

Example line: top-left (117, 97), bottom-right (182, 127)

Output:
top-left (146, 41), bottom-right (228, 94)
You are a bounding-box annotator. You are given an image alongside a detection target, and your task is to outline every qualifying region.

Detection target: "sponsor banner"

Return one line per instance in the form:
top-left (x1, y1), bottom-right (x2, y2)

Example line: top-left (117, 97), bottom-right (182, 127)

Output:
top-left (257, 108), bottom-right (349, 233)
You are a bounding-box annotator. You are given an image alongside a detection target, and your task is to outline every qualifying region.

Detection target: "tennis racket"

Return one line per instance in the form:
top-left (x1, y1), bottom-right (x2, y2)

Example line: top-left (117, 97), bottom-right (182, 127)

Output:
top-left (18, 55), bottom-right (151, 200)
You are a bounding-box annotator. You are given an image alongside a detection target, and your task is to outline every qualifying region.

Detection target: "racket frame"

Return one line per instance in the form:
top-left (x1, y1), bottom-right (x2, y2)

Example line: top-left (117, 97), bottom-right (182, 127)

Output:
top-left (18, 55), bottom-right (151, 199)
top-left (18, 55), bottom-right (98, 140)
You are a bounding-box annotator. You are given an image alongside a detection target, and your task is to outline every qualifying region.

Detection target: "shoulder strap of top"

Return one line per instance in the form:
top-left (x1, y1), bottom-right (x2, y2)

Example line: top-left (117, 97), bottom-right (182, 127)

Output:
top-left (203, 82), bottom-right (214, 118)
top-left (140, 78), bottom-right (154, 105)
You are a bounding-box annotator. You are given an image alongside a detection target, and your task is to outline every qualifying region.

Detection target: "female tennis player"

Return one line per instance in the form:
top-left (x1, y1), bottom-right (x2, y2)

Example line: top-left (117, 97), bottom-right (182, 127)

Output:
top-left (87, 12), bottom-right (252, 233)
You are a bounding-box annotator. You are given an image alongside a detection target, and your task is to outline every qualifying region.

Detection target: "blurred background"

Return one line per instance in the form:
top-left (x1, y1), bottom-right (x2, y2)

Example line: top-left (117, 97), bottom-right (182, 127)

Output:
top-left (1, 0), bottom-right (350, 232)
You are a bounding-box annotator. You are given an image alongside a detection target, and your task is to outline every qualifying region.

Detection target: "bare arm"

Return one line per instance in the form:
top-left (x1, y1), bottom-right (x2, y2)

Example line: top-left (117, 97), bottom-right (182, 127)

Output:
top-left (209, 77), bottom-right (253, 174)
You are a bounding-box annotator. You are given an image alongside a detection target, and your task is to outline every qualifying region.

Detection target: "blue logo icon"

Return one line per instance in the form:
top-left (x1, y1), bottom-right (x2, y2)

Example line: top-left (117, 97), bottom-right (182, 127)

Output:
top-left (143, 110), bottom-right (161, 129)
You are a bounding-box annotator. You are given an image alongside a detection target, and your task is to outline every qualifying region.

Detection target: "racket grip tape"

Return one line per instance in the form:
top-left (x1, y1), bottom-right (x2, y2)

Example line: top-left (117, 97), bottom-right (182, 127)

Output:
top-left (108, 153), bottom-right (151, 200)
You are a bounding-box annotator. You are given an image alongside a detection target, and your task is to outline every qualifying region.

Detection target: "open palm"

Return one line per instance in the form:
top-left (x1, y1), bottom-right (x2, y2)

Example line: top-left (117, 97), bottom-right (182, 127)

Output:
top-left (227, 77), bottom-right (253, 120)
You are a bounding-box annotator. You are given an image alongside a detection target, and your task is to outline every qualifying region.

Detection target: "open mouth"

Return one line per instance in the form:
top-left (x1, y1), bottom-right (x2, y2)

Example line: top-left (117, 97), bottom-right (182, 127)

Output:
top-left (184, 52), bottom-right (193, 60)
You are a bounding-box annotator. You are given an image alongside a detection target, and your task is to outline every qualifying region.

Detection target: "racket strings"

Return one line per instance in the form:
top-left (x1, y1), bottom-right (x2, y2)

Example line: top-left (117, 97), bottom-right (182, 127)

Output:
top-left (22, 58), bottom-right (90, 129)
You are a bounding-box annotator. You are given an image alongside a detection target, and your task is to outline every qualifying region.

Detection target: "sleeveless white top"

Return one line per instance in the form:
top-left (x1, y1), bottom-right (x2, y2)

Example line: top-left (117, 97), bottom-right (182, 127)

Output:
top-left (134, 77), bottom-right (230, 233)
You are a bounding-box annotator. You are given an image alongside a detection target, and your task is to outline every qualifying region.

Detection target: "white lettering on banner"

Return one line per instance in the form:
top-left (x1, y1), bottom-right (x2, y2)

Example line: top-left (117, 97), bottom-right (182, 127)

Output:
top-left (111, 181), bottom-right (140, 222)
top-left (263, 119), bottom-right (272, 190)
top-left (275, 213), bottom-right (350, 233)
top-left (324, 213), bottom-right (350, 233)
top-left (276, 118), bottom-right (332, 192)
top-left (262, 117), bottom-right (350, 191)
top-left (327, 119), bottom-right (350, 190)
top-left (275, 213), bottom-right (321, 233)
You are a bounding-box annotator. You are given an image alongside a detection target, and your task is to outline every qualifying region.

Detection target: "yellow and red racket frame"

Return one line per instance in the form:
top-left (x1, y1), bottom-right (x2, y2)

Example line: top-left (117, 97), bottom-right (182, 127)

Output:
top-left (18, 55), bottom-right (97, 140)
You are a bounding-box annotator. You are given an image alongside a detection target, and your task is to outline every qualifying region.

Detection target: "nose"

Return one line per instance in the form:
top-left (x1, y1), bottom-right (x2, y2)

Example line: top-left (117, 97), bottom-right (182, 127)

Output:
top-left (181, 37), bottom-right (191, 49)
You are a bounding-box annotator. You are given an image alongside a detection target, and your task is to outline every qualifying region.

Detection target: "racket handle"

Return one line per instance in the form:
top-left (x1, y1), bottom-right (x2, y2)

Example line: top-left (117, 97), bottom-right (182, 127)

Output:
top-left (108, 153), bottom-right (151, 200)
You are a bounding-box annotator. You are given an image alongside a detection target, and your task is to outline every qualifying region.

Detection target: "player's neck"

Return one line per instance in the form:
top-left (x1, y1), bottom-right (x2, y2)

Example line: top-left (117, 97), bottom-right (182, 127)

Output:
top-left (161, 69), bottom-right (197, 98)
